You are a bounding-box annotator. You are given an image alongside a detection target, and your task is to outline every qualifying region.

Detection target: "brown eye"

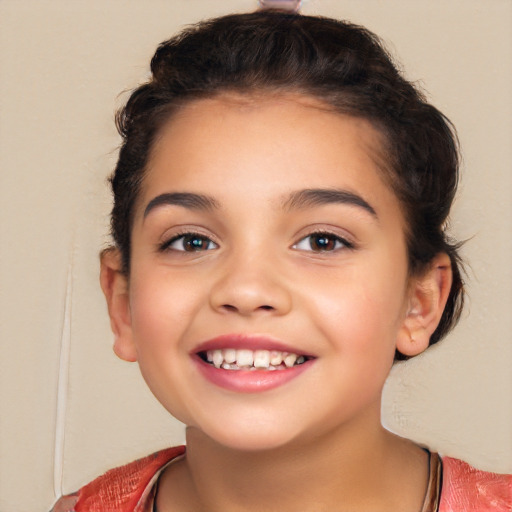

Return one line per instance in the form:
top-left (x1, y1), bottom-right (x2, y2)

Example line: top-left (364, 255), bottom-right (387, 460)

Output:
top-left (293, 233), bottom-right (349, 252)
top-left (165, 233), bottom-right (218, 252)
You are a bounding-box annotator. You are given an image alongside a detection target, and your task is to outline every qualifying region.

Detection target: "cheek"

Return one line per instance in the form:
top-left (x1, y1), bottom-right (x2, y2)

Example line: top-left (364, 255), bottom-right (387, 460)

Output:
top-left (304, 262), bottom-right (407, 354)
top-left (126, 268), bottom-right (201, 422)
top-left (128, 266), bottom-right (203, 352)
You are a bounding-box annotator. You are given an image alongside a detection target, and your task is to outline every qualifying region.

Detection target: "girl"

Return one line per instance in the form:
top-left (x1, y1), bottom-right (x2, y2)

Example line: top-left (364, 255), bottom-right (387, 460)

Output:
top-left (51, 9), bottom-right (511, 512)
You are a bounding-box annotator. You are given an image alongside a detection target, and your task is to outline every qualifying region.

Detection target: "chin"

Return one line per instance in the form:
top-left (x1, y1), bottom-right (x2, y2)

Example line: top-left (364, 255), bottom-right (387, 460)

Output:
top-left (192, 419), bottom-right (305, 453)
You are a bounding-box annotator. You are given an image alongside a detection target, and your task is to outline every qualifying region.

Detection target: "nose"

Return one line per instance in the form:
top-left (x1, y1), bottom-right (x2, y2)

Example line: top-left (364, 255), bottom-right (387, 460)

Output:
top-left (209, 250), bottom-right (293, 317)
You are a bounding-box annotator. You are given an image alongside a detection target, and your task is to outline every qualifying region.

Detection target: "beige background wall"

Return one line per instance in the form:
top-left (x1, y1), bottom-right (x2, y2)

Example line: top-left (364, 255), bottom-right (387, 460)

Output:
top-left (0, 1), bottom-right (511, 511)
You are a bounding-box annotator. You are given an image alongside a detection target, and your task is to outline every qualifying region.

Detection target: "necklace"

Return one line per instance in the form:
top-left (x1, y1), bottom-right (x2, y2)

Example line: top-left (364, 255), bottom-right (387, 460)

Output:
top-left (421, 452), bottom-right (442, 512)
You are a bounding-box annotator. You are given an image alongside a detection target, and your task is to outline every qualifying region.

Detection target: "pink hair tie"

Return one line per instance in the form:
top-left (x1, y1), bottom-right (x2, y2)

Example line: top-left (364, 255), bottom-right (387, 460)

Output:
top-left (258, 0), bottom-right (302, 12)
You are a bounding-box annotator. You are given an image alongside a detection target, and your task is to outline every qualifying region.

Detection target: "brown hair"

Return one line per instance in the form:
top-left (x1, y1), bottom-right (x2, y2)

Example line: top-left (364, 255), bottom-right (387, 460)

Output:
top-left (109, 10), bottom-right (464, 354)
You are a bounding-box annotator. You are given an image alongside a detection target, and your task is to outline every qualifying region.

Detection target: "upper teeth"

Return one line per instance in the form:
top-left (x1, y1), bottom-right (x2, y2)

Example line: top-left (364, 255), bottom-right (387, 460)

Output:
top-left (205, 349), bottom-right (306, 370)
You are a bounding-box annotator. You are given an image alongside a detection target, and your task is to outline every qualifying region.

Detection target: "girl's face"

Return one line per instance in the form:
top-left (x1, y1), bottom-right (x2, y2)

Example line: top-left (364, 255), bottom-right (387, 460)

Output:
top-left (112, 94), bottom-right (423, 451)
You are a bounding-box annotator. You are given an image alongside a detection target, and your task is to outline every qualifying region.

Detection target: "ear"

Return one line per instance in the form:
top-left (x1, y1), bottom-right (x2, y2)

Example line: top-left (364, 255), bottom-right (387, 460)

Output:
top-left (396, 253), bottom-right (453, 357)
top-left (99, 248), bottom-right (138, 362)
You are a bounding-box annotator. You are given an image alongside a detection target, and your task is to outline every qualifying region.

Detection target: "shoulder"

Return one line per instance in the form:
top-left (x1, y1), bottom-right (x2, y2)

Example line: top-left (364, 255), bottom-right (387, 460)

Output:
top-left (439, 456), bottom-right (512, 512)
top-left (50, 445), bottom-right (186, 512)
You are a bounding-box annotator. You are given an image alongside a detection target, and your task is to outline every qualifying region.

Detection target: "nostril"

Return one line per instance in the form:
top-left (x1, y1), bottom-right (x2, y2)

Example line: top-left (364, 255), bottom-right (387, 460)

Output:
top-left (220, 304), bottom-right (275, 313)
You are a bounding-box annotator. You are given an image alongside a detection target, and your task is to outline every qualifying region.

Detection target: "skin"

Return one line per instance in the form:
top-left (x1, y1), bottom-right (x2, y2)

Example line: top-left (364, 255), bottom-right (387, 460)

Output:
top-left (101, 93), bottom-right (452, 511)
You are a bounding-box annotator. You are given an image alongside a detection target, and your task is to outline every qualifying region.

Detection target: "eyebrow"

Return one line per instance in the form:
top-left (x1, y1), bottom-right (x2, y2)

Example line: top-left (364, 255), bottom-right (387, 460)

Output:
top-left (143, 192), bottom-right (220, 218)
top-left (283, 188), bottom-right (377, 217)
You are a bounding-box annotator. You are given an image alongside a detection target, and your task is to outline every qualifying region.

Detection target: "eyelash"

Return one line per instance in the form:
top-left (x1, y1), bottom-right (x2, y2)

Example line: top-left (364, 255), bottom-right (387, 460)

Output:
top-left (159, 230), bottom-right (354, 254)
top-left (159, 231), bottom-right (219, 253)
top-left (292, 231), bottom-right (354, 253)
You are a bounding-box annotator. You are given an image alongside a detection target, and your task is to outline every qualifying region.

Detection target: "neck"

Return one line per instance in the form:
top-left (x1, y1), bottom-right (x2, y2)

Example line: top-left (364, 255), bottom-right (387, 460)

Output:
top-left (158, 403), bottom-right (429, 512)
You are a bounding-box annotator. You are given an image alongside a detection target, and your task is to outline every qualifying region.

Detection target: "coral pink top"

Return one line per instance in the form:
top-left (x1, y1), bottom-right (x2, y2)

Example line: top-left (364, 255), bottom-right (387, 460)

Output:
top-left (50, 446), bottom-right (511, 512)
top-left (439, 456), bottom-right (511, 511)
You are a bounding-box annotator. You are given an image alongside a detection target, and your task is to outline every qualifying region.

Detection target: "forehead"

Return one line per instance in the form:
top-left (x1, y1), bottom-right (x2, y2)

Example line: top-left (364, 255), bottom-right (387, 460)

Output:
top-left (151, 92), bottom-right (388, 160)
top-left (138, 93), bottom-right (400, 221)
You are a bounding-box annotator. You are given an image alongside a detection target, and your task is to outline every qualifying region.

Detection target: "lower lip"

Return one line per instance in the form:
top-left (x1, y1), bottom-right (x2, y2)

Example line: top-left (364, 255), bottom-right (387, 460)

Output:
top-left (194, 356), bottom-right (314, 393)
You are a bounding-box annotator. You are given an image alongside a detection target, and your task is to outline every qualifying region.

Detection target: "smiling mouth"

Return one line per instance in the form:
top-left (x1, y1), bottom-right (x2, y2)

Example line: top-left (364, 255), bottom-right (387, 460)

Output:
top-left (198, 349), bottom-right (312, 371)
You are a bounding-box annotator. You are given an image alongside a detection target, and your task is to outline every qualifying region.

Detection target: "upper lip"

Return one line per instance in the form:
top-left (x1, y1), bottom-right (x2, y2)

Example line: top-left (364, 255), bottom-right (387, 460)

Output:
top-left (192, 334), bottom-right (315, 358)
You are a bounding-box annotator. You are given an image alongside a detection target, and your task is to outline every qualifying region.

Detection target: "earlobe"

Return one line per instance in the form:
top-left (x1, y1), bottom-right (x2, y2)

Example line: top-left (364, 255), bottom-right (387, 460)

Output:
top-left (396, 253), bottom-right (453, 357)
top-left (99, 248), bottom-right (138, 362)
